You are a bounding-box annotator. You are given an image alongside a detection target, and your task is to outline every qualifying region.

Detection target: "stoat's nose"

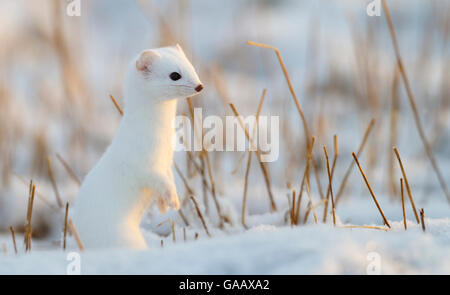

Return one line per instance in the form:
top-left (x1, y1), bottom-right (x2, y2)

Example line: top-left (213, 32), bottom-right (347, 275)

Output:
top-left (195, 84), bottom-right (204, 92)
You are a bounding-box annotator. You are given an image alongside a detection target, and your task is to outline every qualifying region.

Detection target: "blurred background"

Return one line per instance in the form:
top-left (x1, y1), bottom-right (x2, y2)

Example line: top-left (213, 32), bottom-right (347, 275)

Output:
top-left (0, 0), bottom-right (448, 238)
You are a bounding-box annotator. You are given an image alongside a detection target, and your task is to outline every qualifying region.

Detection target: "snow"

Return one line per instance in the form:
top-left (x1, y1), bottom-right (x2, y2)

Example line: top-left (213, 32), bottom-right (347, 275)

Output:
top-left (1, 218), bottom-right (449, 275)
top-left (0, 0), bottom-right (449, 274)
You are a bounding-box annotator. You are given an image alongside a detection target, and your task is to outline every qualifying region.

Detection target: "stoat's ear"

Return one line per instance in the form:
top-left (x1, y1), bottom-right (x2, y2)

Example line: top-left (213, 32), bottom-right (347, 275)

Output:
top-left (136, 50), bottom-right (161, 72)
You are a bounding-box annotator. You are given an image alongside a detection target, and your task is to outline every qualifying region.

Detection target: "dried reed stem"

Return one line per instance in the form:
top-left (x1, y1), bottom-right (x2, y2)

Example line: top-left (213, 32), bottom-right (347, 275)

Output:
top-left (291, 189), bottom-right (296, 225)
top-left (400, 178), bottom-right (407, 230)
top-left (352, 153), bottom-right (391, 228)
top-left (170, 219), bottom-right (176, 243)
top-left (382, 0), bottom-right (450, 204)
top-left (46, 156), bottom-right (63, 208)
top-left (338, 225), bottom-right (389, 231)
top-left (63, 202), bottom-right (69, 250)
top-left (56, 153), bottom-right (81, 186)
top-left (186, 98), bottom-right (223, 224)
top-left (174, 162), bottom-right (194, 196)
top-left (304, 163), bottom-right (318, 224)
top-left (420, 208), bottom-right (426, 232)
top-left (323, 135), bottom-right (338, 222)
top-left (68, 219), bottom-right (84, 251)
top-left (335, 118), bottom-right (375, 205)
top-left (109, 94), bottom-right (124, 116)
top-left (2, 243), bottom-right (6, 256)
top-left (242, 89), bottom-right (267, 227)
top-left (323, 146), bottom-right (336, 226)
top-left (247, 41), bottom-right (311, 151)
top-left (9, 226), bottom-right (17, 254)
top-left (229, 103), bottom-right (277, 211)
top-left (190, 196), bottom-right (211, 237)
top-left (393, 147), bottom-right (420, 223)
top-left (24, 182), bottom-right (36, 252)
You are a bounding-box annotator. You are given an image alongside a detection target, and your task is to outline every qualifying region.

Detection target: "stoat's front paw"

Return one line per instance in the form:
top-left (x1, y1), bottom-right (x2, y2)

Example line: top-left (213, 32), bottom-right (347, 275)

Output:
top-left (154, 179), bottom-right (180, 214)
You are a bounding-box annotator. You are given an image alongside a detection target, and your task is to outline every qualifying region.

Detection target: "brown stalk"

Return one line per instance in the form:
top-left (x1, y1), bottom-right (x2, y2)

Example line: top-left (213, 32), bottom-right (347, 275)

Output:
top-left (352, 153), bottom-right (391, 228)
top-left (393, 147), bottom-right (420, 223)
top-left (335, 118), bottom-right (375, 205)
top-left (304, 161), bottom-right (318, 224)
top-left (323, 146), bottom-right (336, 226)
top-left (247, 41), bottom-right (311, 151)
top-left (291, 189), bottom-right (296, 226)
top-left (46, 156), bottom-right (63, 208)
top-left (229, 103), bottom-right (277, 211)
top-left (296, 136), bottom-right (316, 224)
top-left (382, 0), bottom-right (450, 204)
top-left (400, 178), bottom-right (407, 230)
top-left (24, 182), bottom-right (36, 252)
top-left (242, 89), bottom-right (267, 227)
top-left (186, 98), bottom-right (223, 224)
top-left (2, 243), bottom-right (6, 256)
top-left (68, 219), bottom-right (84, 251)
top-left (170, 220), bottom-right (176, 243)
top-left (338, 225), bottom-right (389, 231)
top-left (388, 66), bottom-right (400, 196)
top-left (294, 160), bottom-right (308, 224)
top-left (63, 202), bottom-right (69, 250)
top-left (9, 226), bottom-right (17, 254)
top-left (56, 153), bottom-right (81, 186)
top-left (420, 208), bottom-right (426, 232)
top-left (323, 135), bottom-right (338, 222)
top-left (109, 94), bottom-right (123, 116)
top-left (190, 196), bottom-right (211, 237)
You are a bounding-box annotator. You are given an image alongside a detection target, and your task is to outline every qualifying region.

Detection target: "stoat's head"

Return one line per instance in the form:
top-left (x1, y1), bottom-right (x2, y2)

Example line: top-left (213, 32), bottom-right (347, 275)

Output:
top-left (128, 44), bottom-right (203, 102)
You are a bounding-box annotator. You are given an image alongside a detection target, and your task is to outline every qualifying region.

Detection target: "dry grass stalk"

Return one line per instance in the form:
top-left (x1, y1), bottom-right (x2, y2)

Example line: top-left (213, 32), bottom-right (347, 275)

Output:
top-left (229, 103), bottom-right (277, 211)
top-left (9, 226), bottom-right (17, 254)
top-left (174, 162), bottom-right (194, 196)
top-left (183, 228), bottom-right (186, 242)
top-left (304, 166), bottom-right (318, 224)
top-left (13, 173), bottom-right (56, 210)
top-left (56, 153), bottom-right (81, 186)
top-left (247, 41), bottom-right (311, 151)
top-left (338, 225), bottom-right (389, 231)
top-left (323, 135), bottom-right (338, 222)
top-left (291, 189), bottom-right (296, 225)
top-left (2, 243), bottom-right (6, 256)
top-left (352, 153), bottom-right (391, 228)
top-left (323, 146), bottom-right (336, 226)
top-left (335, 118), bottom-right (376, 205)
top-left (382, 0), bottom-right (450, 205)
top-left (170, 219), bottom-right (176, 243)
top-left (109, 94), bottom-right (124, 116)
top-left (400, 178), bottom-right (407, 230)
top-left (388, 66), bottom-right (400, 196)
top-left (420, 208), bottom-right (426, 232)
top-left (242, 89), bottom-right (267, 227)
top-left (186, 98), bottom-right (223, 224)
top-left (68, 219), bottom-right (84, 251)
top-left (296, 136), bottom-right (316, 224)
top-left (190, 196), bottom-right (211, 237)
top-left (46, 156), bottom-right (63, 208)
top-left (63, 202), bottom-right (69, 250)
top-left (393, 147), bottom-right (420, 223)
top-left (24, 181), bottom-right (36, 252)
top-left (294, 165), bottom-right (307, 224)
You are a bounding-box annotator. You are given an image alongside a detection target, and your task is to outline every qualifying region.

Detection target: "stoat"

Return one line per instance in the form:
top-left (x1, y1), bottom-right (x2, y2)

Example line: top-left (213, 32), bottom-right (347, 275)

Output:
top-left (72, 45), bottom-right (203, 249)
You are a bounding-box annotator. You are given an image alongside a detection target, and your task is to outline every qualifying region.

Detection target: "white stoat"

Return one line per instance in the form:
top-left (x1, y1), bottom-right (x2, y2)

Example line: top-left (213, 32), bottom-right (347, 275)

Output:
top-left (72, 45), bottom-right (203, 249)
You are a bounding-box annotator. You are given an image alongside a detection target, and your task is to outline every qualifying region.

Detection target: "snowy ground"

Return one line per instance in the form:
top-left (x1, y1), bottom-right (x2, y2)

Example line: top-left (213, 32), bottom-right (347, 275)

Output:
top-left (1, 193), bottom-right (449, 275)
top-left (0, 0), bottom-right (449, 274)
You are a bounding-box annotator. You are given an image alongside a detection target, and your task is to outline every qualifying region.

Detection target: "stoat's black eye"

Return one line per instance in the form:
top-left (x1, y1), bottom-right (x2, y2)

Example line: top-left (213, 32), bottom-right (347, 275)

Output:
top-left (170, 72), bottom-right (182, 81)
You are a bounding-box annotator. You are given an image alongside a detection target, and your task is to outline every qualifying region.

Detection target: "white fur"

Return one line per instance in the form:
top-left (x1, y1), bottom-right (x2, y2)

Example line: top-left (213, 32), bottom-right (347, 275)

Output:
top-left (72, 45), bottom-right (202, 249)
